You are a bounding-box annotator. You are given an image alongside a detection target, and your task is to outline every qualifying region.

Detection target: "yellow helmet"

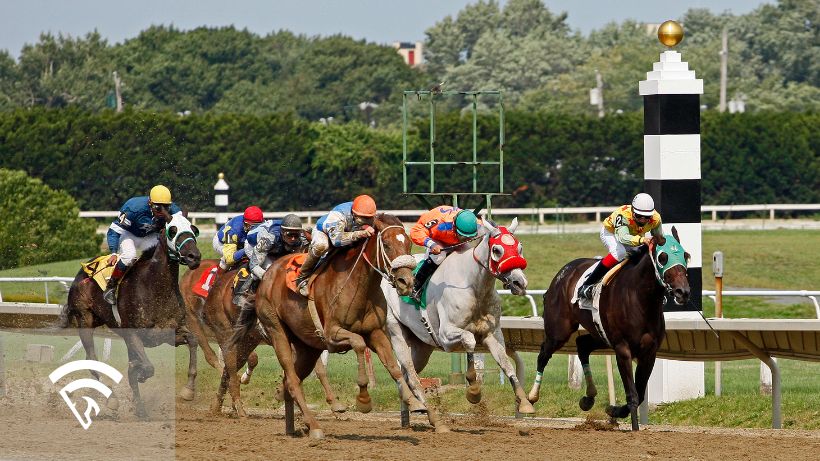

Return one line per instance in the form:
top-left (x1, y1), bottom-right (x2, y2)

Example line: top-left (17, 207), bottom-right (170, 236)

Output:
top-left (149, 185), bottom-right (172, 204)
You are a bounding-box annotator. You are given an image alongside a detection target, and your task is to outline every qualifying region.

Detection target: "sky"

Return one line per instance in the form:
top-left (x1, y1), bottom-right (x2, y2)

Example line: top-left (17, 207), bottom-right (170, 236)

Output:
top-left (0, 0), bottom-right (773, 58)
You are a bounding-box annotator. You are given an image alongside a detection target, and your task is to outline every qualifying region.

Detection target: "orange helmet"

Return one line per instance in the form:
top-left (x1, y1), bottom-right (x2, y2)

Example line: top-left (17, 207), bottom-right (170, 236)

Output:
top-left (351, 195), bottom-right (377, 217)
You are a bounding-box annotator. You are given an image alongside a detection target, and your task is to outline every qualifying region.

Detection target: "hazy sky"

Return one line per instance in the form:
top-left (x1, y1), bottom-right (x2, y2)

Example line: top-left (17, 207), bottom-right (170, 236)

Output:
top-left (1, 0), bottom-right (773, 57)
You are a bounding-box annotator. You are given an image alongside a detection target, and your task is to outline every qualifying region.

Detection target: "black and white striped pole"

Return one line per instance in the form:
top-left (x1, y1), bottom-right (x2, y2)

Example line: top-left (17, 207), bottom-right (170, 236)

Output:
top-left (214, 172), bottom-right (229, 230)
top-left (641, 20), bottom-right (705, 406)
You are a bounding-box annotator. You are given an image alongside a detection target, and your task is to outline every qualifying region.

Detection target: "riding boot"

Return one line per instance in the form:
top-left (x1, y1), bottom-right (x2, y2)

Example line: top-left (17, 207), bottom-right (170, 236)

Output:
top-left (578, 261), bottom-right (610, 300)
top-left (295, 251), bottom-right (321, 297)
top-left (410, 258), bottom-right (437, 302)
top-left (103, 261), bottom-right (128, 305)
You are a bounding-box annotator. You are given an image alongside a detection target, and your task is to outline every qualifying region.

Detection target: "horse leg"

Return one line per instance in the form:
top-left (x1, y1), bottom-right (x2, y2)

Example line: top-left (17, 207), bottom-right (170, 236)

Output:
top-left (635, 350), bottom-right (658, 408)
top-left (292, 345), bottom-right (324, 438)
top-left (78, 325), bottom-right (121, 411)
top-left (465, 353), bottom-right (482, 405)
top-left (179, 329), bottom-right (198, 401)
top-left (328, 327), bottom-right (372, 413)
top-left (221, 338), bottom-right (247, 418)
top-left (240, 351), bottom-right (258, 385)
top-left (314, 354), bottom-right (346, 413)
top-left (607, 343), bottom-right (640, 431)
top-left (265, 323), bottom-right (323, 438)
top-left (210, 360), bottom-right (230, 415)
top-left (483, 330), bottom-right (535, 415)
top-left (122, 336), bottom-right (148, 419)
top-left (366, 328), bottom-right (426, 414)
top-left (576, 334), bottom-right (607, 411)
top-left (186, 300), bottom-right (221, 371)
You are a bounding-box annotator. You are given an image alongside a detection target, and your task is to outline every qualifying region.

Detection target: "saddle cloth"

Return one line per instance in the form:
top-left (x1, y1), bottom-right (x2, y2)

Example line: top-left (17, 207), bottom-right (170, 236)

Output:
top-left (192, 264), bottom-right (219, 297)
top-left (399, 259), bottom-right (432, 310)
top-left (284, 253), bottom-right (308, 294)
top-left (80, 254), bottom-right (119, 291)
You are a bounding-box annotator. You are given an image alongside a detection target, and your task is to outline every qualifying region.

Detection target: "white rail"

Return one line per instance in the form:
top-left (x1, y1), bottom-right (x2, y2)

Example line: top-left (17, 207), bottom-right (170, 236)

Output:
top-left (79, 203), bottom-right (820, 225)
top-left (0, 277), bottom-right (74, 304)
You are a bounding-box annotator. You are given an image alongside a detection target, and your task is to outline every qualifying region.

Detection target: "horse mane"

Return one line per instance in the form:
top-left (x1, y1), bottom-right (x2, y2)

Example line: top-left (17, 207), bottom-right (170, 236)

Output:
top-left (626, 244), bottom-right (650, 266)
top-left (375, 212), bottom-right (403, 228)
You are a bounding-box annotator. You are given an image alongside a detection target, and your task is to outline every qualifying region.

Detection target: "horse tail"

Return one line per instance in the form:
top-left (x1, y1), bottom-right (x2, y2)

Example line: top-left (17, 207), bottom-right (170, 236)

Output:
top-left (57, 302), bottom-right (73, 329)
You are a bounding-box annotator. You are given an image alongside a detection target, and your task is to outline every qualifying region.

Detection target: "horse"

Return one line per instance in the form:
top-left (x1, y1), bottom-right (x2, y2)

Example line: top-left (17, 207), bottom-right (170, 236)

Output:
top-left (381, 218), bottom-right (533, 432)
top-left (180, 261), bottom-right (347, 416)
top-left (59, 213), bottom-right (201, 417)
top-left (248, 213), bottom-right (421, 439)
top-left (526, 226), bottom-right (691, 431)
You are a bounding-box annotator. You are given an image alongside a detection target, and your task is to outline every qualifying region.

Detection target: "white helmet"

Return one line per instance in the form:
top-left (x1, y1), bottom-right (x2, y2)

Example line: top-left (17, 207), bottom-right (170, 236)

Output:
top-left (631, 193), bottom-right (655, 217)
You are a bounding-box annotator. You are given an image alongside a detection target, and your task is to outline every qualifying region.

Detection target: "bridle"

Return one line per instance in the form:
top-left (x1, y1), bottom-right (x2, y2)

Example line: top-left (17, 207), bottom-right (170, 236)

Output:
top-left (361, 224), bottom-right (416, 288)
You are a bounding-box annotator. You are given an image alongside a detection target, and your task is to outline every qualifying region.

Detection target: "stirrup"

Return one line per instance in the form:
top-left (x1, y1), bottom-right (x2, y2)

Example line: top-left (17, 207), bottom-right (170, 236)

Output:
top-left (103, 288), bottom-right (116, 305)
top-left (578, 285), bottom-right (593, 300)
top-left (297, 279), bottom-right (309, 297)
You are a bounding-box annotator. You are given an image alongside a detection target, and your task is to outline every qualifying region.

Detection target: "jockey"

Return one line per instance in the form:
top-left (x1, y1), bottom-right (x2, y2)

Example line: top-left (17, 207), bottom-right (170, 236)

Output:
top-left (232, 214), bottom-right (307, 327)
top-left (577, 192), bottom-right (665, 300)
top-left (104, 185), bottom-right (182, 305)
top-left (295, 195), bottom-right (377, 296)
top-left (212, 206), bottom-right (265, 275)
top-left (408, 206), bottom-right (479, 302)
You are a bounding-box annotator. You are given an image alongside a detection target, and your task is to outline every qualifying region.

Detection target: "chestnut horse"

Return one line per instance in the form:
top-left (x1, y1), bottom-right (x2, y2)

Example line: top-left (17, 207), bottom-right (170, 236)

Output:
top-left (179, 261), bottom-right (346, 415)
top-left (249, 213), bottom-right (421, 439)
top-left (60, 213), bottom-right (201, 417)
top-left (527, 227), bottom-right (690, 430)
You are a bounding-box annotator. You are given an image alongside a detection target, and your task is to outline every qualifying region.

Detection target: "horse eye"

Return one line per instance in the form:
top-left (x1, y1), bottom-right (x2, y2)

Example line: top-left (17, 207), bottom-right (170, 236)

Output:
top-left (491, 245), bottom-right (503, 262)
top-left (167, 226), bottom-right (178, 239)
top-left (657, 251), bottom-right (668, 266)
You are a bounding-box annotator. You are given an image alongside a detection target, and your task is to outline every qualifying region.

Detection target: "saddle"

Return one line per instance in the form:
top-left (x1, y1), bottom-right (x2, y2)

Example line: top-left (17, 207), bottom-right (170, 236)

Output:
top-left (80, 255), bottom-right (119, 291)
top-left (284, 249), bottom-right (337, 296)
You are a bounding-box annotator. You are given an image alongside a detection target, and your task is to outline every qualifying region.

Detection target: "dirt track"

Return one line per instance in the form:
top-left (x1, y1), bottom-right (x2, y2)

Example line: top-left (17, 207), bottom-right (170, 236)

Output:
top-left (175, 405), bottom-right (820, 461)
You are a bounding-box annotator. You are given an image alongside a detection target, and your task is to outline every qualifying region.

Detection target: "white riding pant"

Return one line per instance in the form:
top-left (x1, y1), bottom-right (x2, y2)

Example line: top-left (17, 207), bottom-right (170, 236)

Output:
top-left (600, 227), bottom-right (643, 262)
top-left (116, 230), bottom-right (159, 266)
top-left (309, 230), bottom-right (330, 257)
top-left (211, 234), bottom-right (229, 269)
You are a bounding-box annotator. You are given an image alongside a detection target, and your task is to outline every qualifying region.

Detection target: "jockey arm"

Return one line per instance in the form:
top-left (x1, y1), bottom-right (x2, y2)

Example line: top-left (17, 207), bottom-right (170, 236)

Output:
top-left (324, 214), bottom-right (369, 247)
top-left (247, 227), bottom-right (276, 279)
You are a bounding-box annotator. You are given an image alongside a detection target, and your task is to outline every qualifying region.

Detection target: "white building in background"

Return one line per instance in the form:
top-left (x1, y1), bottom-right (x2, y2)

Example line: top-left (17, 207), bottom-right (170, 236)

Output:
top-left (394, 41), bottom-right (424, 67)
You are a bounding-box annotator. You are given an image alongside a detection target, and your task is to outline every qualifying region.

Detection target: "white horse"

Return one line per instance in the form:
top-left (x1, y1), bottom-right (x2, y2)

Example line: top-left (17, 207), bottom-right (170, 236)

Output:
top-left (381, 218), bottom-right (534, 432)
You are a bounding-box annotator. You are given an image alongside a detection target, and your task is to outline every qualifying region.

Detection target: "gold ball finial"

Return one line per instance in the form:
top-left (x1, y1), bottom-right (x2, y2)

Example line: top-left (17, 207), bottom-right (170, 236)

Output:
top-left (658, 20), bottom-right (684, 47)
top-left (218, 172), bottom-right (224, 180)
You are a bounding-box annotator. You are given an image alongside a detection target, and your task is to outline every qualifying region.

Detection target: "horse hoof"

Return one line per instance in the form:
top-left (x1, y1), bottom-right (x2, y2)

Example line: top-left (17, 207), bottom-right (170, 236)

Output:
top-left (240, 373), bottom-right (251, 385)
top-left (465, 385), bottom-right (482, 404)
top-left (579, 396), bottom-right (595, 411)
top-left (235, 402), bottom-right (247, 419)
top-left (356, 398), bottom-right (372, 414)
top-left (434, 425), bottom-right (451, 434)
top-left (409, 401), bottom-right (427, 414)
top-left (518, 400), bottom-right (536, 415)
top-left (135, 407), bottom-right (148, 420)
top-left (179, 387), bottom-right (195, 401)
top-left (330, 401), bottom-right (348, 413)
top-left (308, 429), bottom-right (325, 440)
top-left (606, 405), bottom-right (630, 419)
top-left (210, 404), bottom-right (222, 416)
top-left (106, 396), bottom-right (120, 411)
top-left (527, 389), bottom-right (540, 404)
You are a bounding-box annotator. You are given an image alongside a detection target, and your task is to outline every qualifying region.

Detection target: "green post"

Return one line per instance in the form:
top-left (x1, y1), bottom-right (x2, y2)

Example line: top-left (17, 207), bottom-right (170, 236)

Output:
top-left (450, 353), bottom-right (464, 385)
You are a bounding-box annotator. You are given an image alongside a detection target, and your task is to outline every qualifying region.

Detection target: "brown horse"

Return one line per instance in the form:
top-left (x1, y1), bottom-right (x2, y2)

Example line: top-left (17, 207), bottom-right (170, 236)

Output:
top-left (249, 213), bottom-right (421, 439)
top-left (527, 227), bottom-right (690, 431)
top-left (59, 213), bottom-right (201, 417)
top-left (179, 260), bottom-right (347, 416)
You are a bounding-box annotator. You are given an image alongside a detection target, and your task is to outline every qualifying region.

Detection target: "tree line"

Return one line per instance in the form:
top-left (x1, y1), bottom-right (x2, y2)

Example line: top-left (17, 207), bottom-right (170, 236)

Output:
top-left (0, 0), bottom-right (816, 123)
top-left (0, 108), bottom-right (816, 212)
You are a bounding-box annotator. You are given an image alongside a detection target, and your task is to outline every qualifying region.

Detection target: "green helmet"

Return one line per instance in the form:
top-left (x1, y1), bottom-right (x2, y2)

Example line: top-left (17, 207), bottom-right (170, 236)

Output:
top-left (454, 210), bottom-right (478, 237)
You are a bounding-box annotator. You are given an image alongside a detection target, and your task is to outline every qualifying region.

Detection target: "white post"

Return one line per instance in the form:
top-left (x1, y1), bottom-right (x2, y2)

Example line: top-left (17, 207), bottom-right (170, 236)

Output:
top-left (214, 173), bottom-right (229, 230)
top-left (760, 358), bottom-right (776, 395)
top-left (567, 355), bottom-right (582, 390)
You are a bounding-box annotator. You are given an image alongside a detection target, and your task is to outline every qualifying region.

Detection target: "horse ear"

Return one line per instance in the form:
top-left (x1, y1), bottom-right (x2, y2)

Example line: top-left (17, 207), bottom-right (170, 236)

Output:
top-left (671, 225), bottom-right (680, 242)
top-left (684, 251), bottom-right (691, 264)
top-left (508, 217), bottom-right (519, 234)
top-left (482, 218), bottom-right (500, 237)
top-left (191, 225), bottom-right (200, 238)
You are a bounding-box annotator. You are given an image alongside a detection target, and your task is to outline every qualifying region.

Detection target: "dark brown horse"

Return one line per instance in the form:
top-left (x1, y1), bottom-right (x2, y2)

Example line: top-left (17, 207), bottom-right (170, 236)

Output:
top-left (179, 261), bottom-right (347, 416)
top-left (60, 213), bottom-right (201, 417)
top-left (249, 213), bottom-right (421, 439)
top-left (527, 227), bottom-right (690, 431)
